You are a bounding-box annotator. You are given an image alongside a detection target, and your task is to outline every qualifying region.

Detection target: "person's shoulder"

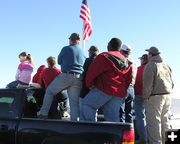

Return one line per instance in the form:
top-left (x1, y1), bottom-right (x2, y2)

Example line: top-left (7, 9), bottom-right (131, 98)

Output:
top-left (144, 61), bottom-right (157, 71)
top-left (137, 64), bottom-right (145, 71)
top-left (128, 57), bottom-right (135, 64)
top-left (61, 45), bottom-right (70, 50)
top-left (42, 67), bottom-right (59, 75)
top-left (18, 62), bottom-right (23, 68)
top-left (20, 61), bottom-right (34, 69)
top-left (85, 57), bottom-right (93, 63)
top-left (53, 67), bottom-right (61, 72)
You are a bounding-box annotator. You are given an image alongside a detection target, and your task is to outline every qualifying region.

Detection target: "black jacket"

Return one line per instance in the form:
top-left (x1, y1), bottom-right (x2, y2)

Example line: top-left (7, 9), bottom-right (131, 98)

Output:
top-left (80, 55), bottom-right (96, 98)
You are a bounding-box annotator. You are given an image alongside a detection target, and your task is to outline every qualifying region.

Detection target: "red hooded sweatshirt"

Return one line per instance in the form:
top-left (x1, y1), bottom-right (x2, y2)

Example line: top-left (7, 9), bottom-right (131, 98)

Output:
top-left (134, 64), bottom-right (146, 95)
top-left (32, 65), bottom-right (46, 84)
top-left (40, 67), bottom-right (62, 89)
top-left (86, 51), bottom-right (132, 97)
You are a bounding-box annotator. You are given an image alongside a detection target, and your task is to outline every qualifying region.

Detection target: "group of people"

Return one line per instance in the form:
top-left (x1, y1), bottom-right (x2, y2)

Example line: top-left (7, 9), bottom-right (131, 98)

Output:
top-left (7, 32), bottom-right (174, 144)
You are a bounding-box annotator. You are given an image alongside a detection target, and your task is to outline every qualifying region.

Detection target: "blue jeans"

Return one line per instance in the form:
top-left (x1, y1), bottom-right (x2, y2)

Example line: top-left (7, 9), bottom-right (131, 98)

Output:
top-left (119, 86), bottom-right (135, 123)
top-left (37, 73), bottom-right (82, 121)
top-left (80, 88), bottom-right (125, 122)
top-left (48, 90), bottom-right (70, 118)
top-left (134, 95), bottom-right (147, 141)
top-left (6, 80), bottom-right (29, 88)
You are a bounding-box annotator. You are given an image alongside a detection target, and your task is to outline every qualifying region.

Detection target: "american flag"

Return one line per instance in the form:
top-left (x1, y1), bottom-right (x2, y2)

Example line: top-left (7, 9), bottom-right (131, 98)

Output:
top-left (80, 0), bottom-right (92, 41)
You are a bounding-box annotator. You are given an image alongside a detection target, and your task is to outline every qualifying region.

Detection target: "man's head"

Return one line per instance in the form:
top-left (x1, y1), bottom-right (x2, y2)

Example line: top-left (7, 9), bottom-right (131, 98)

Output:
top-left (107, 38), bottom-right (122, 51)
top-left (146, 46), bottom-right (160, 59)
top-left (88, 45), bottom-right (99, 57)
top-left (139, 54), bottom-right (148, 65)
top-left (120, 44), bottom-right (131, 57)
top-left (69, 33), bottom-right (80, 45)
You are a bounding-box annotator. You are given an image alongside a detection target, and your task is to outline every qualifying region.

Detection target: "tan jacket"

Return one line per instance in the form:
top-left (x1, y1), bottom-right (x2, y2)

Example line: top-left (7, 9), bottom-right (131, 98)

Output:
top-left (143, 55), bottom-right (173, 99)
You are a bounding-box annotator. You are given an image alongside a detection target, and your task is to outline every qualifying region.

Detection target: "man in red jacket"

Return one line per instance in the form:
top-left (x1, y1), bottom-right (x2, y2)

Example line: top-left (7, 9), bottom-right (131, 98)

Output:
top-left (80, 38), bottom-right (132, 122)
top-left (134, 54), bottom-right (148, 143)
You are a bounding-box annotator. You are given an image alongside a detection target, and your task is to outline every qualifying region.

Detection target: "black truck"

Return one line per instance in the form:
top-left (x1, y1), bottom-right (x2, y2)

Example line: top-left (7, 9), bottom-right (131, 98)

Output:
top-left (0, 88), bottom-right (134, 144)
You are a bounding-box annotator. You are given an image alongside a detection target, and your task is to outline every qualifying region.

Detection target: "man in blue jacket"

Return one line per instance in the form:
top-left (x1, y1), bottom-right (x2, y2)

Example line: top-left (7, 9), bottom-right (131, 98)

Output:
top-left (37, 33), bottom-right (85, 121)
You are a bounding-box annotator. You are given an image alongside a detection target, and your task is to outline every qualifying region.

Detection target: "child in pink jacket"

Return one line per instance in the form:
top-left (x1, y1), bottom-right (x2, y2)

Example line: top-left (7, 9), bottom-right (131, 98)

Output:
top-left (7, 52), bottom-right (34, 88)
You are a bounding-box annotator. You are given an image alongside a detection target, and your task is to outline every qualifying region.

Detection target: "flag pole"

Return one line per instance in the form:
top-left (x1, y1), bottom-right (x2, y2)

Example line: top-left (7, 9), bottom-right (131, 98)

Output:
top-left (82, 40), bottom-right (85, 49)
top-left (82, 23), bottom-right (85, 49)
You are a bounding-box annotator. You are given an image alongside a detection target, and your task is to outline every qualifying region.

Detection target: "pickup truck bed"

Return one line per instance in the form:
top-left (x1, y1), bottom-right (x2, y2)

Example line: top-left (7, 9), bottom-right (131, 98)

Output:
top-left (0, 88), bottom-right (134, 144)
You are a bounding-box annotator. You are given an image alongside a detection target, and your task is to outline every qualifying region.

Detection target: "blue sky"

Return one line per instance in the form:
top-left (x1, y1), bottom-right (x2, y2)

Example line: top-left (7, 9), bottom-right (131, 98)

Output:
top-left (0, 0), bottom-right (179, 98)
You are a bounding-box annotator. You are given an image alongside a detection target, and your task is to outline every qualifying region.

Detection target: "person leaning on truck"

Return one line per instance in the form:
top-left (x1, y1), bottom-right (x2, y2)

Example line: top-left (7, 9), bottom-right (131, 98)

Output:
top-left (119, 44), bottom-right (137, 124)
top-left (80, 38), bottom-right (132, 122)
top-left (143, 47), bottom-right (174, 144)
top-left (134, 54), bottom-right (148, 143)
top-left (37, 33), bottom-right (85, 121)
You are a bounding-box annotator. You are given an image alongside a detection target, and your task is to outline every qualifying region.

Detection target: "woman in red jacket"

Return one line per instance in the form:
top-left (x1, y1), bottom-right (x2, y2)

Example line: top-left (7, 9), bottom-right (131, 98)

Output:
top-left (31, 65), bottom-right (46, 88)
top-left (40, 56), bottom-right (69, 119)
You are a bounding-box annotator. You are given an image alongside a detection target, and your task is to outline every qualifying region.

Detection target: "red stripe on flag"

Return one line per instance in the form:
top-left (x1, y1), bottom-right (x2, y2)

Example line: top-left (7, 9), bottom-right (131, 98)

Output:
top-left (80, 0), bottom-right (92, 41)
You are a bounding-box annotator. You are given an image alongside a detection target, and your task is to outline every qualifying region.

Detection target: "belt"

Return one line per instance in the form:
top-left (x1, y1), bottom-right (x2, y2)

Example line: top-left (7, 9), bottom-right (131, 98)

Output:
top-left (63, 71), bottom-right (81, 75)
top-left (150, 92), bottom-right (170, 96)
top-left (129, 83), bottom-right (134, 87)
top-left (63, 72), bottom-right (81, 78)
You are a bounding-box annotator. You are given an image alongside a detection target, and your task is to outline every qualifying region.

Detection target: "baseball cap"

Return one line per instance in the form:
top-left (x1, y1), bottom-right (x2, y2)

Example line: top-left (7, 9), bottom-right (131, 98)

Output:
top-left (120, 44), bottom-right (132, 52)
top-left (88, 45), bottom-right (99, 52)
top-left (69, 33), bottom-right (80, 40)
top-left (139, 54), bottom-right (148, 60)
top-left (146, 46), bottom-right (160, 55)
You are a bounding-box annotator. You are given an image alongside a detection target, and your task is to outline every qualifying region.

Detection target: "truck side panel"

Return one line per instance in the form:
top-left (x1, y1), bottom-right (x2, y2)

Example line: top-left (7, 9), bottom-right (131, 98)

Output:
top-left (17, 119), bottom-right (133, 144)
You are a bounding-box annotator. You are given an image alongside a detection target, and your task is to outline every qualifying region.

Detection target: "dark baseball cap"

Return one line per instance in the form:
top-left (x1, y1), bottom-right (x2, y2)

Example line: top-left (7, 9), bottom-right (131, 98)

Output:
top-left (69, 33), bottom-right (80, 40)
top-left (146, 46), bottom-right (160, 55)
top-left (139, 54), bottom-right (148, 60)
top-left (88, 45), bottom-right (99, 52)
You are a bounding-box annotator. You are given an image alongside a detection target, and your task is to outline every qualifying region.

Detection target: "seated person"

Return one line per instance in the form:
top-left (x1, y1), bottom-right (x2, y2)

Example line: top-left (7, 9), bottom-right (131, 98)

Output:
top-left (6, 52), bottom-right (34, 88)
top-left (31, 65), bottom-right (46, 88)
top-left (40, 56), bottom-right (69, 119)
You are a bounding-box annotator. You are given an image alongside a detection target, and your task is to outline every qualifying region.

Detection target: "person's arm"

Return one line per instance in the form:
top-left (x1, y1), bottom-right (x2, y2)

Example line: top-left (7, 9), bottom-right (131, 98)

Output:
top-left (131, 63), bottom-right (137, 86)
top-left (86, 55), bottom-right (109, 88)
top-left (58, 47), bottom-right (65, 65)
top-left (82, 58), bottom-right (92, 79)
top-left (83, 58), bottom-right (91, 74)
top-left (168, 65), bottom-right (174, 89)
top-left (15, 69), bottom-right (20, 80)
top-left (39, 73), bottom-right (45, 89)
top-left (123, 65), bottom-right (133, 90)
top-left (143, 63), bottom-right (155, 99)
top-left (15, 64), bottom-right (22, 80)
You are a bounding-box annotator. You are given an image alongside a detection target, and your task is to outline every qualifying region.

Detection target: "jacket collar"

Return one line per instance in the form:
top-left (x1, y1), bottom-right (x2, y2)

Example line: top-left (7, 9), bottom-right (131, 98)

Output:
top-left (149, 55), bottom-right (163, 63)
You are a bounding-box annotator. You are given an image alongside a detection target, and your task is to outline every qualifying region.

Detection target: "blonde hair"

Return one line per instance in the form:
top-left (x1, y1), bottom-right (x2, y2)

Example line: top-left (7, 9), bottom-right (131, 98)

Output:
top-left (47, 56), bottom-right (56, 68)
top-left (26, 54), bottom-right (34, 65)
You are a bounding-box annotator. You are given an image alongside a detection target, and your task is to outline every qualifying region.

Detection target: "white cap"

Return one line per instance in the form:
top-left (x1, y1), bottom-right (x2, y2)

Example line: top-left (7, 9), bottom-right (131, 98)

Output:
top-left (120, 44), bottom-right (132, 51)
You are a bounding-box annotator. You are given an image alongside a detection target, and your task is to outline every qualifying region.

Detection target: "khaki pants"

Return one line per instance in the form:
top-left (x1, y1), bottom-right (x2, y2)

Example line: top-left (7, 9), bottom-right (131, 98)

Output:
top-left (145, 94), bottom-right (171, 144)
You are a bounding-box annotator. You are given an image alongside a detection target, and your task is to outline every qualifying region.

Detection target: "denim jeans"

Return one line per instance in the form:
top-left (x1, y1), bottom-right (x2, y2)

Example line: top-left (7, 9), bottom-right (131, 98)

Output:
top-left (6, 80), bottom-right (29, 88)
top-left (80, 88), bottom-right (125, 122)
top-left (37, 73), bottom-right (82, 121)
top-left (119, 86), bottom-right (135, 123)
top-left (48, 90), bottom-right (70, 119)
top-left (134, 95), bottom-right (147, 142)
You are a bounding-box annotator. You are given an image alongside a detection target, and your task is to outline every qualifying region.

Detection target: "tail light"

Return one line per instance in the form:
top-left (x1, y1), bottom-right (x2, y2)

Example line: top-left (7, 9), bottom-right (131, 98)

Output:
top-left (122, 128), bottom-right (134, 144)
